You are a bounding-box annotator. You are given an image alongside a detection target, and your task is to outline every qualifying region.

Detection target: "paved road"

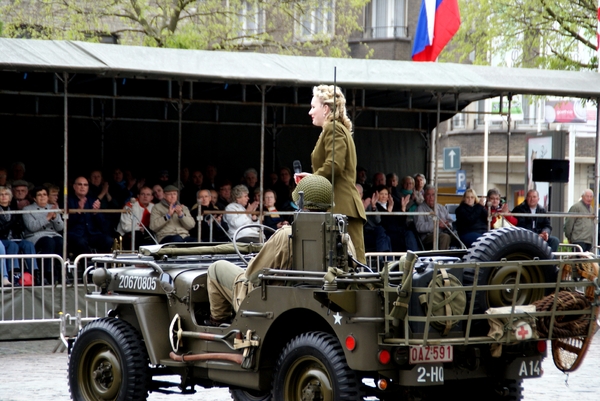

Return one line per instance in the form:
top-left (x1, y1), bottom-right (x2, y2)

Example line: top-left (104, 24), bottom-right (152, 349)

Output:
top-left (0, 335), bottom-right (598, 400)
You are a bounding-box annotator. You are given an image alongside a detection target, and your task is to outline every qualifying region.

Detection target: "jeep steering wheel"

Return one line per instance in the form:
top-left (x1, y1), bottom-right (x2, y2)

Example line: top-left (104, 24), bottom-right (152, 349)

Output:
top-left (233, 223), bottom-right (276, 265)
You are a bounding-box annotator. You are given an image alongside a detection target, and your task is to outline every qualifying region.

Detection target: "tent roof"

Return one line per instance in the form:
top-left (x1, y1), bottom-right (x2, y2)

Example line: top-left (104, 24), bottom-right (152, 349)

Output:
top-left (2, 38), bottom-right (600, 100)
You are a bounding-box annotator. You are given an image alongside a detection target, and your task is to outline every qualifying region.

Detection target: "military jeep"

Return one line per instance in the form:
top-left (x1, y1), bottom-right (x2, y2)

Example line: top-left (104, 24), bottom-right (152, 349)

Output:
top-left (67, 211), bottom-right (600, 401)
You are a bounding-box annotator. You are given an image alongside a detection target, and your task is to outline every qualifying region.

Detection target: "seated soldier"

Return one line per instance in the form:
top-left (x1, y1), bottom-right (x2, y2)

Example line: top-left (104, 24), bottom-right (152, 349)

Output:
top-left (204, 174), bottom-right (353, 326)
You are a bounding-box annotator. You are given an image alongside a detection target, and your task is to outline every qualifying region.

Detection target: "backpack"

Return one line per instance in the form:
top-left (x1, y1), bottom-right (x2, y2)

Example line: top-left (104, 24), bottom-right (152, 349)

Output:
top-left (418, 269), bottom-right (466, 335)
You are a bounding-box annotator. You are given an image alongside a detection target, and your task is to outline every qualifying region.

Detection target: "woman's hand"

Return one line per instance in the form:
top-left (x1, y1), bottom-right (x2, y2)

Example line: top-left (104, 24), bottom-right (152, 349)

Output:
top-left (247, 200), bottom-right (259, 212)
top-left (401, 195), bottom-right (410, 211)
top-left (387, 196), bottom-right (394, 212)
top-left (100, 181), bottom-right (109, 197)
top-left (370, 192), bottom-right (378, 209)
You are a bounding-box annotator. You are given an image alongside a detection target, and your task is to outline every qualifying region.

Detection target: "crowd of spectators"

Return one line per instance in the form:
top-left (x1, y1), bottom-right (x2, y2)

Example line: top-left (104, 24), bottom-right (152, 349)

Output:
top-left (356, 167), bottom-right (596, 255)
top-left (356, 169), bottom-right (428, 253)
top-left (0, 161), bottom-right (300, 286)
top-left (1, 159), bottom-right (597, 287)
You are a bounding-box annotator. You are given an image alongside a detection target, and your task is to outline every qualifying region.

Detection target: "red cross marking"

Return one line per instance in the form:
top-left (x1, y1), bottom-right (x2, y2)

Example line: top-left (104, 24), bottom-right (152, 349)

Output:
top-left (517, 324), bottom-right (530, 340)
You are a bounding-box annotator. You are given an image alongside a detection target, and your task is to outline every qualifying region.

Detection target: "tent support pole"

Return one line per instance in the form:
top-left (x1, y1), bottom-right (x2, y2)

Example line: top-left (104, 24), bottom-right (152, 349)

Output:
top-left (62, 72), bottom-right (69, 285)
top-left (177, 81), bottom-right (183, 190)
top-left (594, 98), bottom-right (600, 252)
top-left (505, 94), bottom-right (513, 203)
top-left (259, 85), bottom-right (266, 240)
top-left (432, 92), bottom-right (441, 250)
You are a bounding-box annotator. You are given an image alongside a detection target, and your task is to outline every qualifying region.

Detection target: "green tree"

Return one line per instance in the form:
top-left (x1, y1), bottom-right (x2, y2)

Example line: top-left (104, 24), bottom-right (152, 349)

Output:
top-left (444, 0), bottom-right (598, 71)
top-left (0, 0), bottom-right (369, 57)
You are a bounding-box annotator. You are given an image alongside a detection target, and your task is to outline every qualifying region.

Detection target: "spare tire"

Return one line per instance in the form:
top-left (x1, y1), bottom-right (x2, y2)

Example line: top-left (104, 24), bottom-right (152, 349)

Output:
top-left (463, 227), bottom-right (556, 313)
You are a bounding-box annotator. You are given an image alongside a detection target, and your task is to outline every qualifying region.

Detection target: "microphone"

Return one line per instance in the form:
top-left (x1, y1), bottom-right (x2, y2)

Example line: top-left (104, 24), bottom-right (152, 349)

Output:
top-left (293, 160), bottom-right (302, 174)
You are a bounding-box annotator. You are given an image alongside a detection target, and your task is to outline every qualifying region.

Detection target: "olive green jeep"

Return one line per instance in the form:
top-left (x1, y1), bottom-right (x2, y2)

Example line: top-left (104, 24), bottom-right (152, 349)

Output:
top-left (67, 212), bottom-right (599, 401)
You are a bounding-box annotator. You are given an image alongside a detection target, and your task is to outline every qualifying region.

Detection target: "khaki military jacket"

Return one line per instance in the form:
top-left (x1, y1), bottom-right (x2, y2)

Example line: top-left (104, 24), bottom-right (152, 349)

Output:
top-left (311, 121), bottom-right (366, 222)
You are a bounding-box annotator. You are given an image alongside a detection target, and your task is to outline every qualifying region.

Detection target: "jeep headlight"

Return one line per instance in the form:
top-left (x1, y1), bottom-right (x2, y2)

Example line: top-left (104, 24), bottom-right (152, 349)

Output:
top-left (92, 267), bottom-right (111, 289)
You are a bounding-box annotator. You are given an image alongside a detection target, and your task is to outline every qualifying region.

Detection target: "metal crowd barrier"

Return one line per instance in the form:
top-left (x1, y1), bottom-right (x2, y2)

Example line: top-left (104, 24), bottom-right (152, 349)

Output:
top-left (2, 204), bottom-right (595, 346)
top-left (0, 253), bottom-right (113, 349)
top-left (1, 254), bottom-right (67, 342)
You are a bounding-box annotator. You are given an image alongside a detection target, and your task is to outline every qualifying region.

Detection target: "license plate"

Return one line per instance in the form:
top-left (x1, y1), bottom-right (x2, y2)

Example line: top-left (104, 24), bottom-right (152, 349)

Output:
top-left (409, 345), bottom-right (453, 364)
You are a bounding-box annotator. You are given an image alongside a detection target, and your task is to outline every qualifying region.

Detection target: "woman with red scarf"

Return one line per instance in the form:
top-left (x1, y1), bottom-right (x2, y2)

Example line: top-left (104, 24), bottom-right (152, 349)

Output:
top-left (486, 188), bottom-right (517, 229)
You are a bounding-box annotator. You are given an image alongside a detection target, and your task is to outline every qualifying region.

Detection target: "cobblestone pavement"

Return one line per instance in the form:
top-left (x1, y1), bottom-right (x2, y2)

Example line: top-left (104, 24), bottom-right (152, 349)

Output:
top-left (0, 334), bottom-right (597, 401)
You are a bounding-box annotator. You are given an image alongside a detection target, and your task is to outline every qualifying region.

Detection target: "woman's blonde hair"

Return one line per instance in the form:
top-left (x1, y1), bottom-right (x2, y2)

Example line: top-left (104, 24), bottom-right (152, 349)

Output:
top-left (312, 85), bottom-right (353, 132)
top-left (463, 188), bottom-right (479, 204)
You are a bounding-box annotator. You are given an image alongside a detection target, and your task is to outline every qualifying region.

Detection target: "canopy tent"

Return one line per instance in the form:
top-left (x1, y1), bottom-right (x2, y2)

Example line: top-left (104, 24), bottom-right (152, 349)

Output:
top-left (1, 37), bottom-right (600, 187)
top-left (2, 37), bottom-right (600, 253)
top-left (3, 39), bottom-right (600, 97)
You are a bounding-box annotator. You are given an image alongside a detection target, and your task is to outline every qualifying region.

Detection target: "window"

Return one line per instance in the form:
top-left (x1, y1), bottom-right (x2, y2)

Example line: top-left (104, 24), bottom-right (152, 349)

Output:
top-left (370, 0), bottom-right (407, 38)
top-left (298, 1), bottom-right (334, 38)
top-left (452, 113), bottom-right (465, 129)
top-left (240, 1), bottom-right (265, 37)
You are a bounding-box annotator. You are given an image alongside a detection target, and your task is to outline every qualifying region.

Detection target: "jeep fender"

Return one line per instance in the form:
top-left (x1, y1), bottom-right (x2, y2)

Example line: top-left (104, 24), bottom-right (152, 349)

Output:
top-left (86, 293), bottom-right (170, 364)
top-left (238, 286), bottom-right (386, 372)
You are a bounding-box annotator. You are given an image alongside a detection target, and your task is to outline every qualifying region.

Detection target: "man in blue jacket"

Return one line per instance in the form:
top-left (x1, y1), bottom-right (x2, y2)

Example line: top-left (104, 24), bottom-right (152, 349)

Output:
top-left (67, 176), bottom-right (113, 257)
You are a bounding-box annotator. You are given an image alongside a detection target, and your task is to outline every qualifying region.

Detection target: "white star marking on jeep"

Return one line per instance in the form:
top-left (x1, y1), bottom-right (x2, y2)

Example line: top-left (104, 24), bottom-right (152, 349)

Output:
top-left (333, 312), bottom-right (342, 325)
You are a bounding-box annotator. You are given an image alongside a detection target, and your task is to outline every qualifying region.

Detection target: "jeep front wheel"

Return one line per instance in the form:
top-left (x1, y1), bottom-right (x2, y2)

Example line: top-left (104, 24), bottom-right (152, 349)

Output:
top-left (68, 317), bottom-right (150, 401)
top-left (272, 331), bottom-right (361, 401)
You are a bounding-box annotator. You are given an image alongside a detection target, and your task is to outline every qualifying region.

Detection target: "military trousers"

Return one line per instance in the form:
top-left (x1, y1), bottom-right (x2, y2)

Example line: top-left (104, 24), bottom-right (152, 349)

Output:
top-left (207, 260), bottom-right (245, 321)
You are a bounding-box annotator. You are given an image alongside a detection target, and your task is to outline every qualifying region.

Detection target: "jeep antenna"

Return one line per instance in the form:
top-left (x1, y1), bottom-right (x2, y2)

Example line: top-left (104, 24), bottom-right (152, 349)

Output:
top-left (328, 67), bottom-right (337, 268)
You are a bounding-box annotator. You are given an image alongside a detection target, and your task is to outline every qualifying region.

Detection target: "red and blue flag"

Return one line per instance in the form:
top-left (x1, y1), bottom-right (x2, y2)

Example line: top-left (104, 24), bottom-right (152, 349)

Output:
top-left (411, 0), bottom-right (461, 62)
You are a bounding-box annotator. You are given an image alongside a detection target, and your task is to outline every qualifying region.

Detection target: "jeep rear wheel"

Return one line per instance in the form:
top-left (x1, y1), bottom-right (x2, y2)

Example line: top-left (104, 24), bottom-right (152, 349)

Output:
top-left (272, 332), bottom-right (361, 401)
top-left (464, 227), bottom-right (555, 311)
top-left (68, 317), bottom-right (150, 401)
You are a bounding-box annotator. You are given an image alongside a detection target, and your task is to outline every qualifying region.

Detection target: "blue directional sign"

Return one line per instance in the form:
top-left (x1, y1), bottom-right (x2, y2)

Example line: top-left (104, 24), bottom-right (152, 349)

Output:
top-left (456, 169), bottom-right (466, 195)
top-left (443, 147), bottom-right (461, 171)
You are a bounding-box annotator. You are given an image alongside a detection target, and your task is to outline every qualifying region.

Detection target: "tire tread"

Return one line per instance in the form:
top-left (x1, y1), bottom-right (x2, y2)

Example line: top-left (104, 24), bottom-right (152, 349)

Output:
top-left (68, 317), bottom-right (150, 401)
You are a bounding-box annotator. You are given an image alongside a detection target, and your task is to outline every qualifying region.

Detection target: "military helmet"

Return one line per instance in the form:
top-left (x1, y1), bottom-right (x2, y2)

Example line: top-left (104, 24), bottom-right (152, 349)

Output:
top-left (292, 174), bottom-right (332, 211)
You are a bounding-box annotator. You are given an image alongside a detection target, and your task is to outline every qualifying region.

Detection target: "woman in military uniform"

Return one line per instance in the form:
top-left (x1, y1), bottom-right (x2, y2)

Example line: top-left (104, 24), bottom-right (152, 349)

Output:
top-left (308, 85), bottom-right (366, 263)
